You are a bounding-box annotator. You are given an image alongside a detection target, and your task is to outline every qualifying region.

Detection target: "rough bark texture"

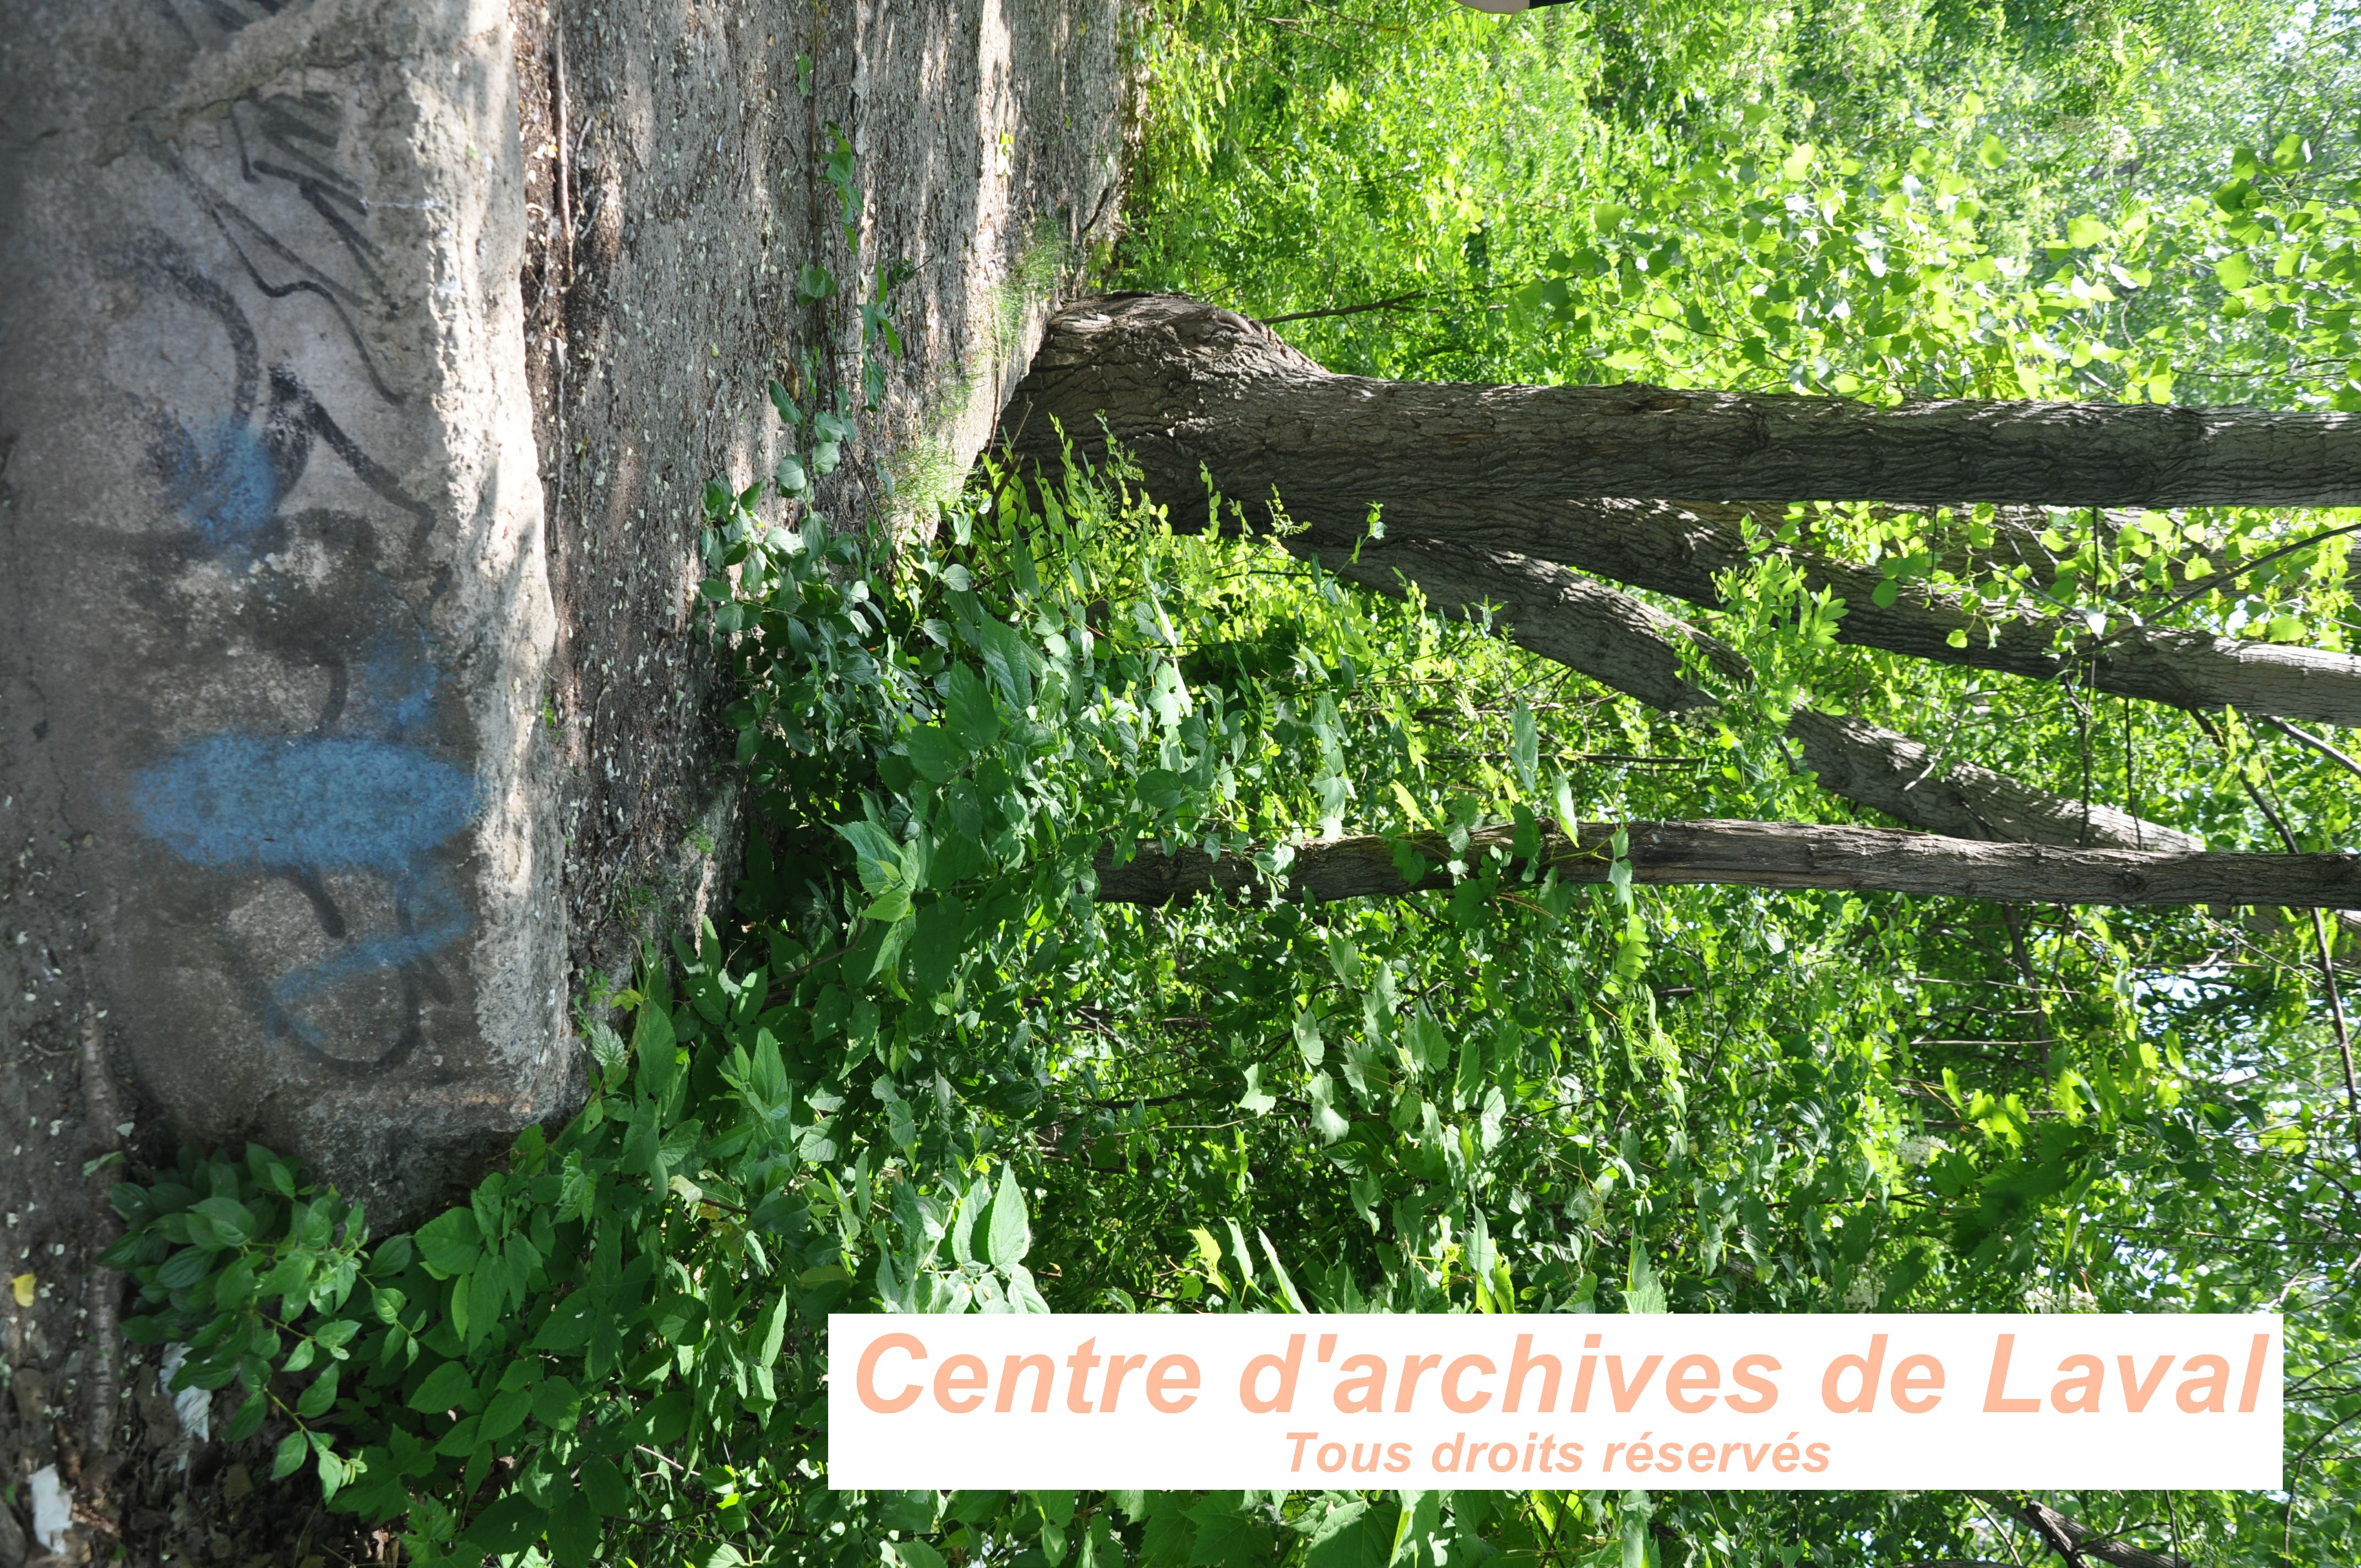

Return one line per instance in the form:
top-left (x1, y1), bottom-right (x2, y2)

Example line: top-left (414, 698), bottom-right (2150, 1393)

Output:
top-left (1786, 710), bottom-right (2202, 852)
top-left (1394, 497), bottom-right (2361, 729)
top-left (1788, 709), bottom-right (2360, 963)
top-left (1011, 293), bottom-right (2361, 507)
top-left (1092, 820), bottom-right (2361, 910)
top-left (1301, 537), bottom-right (1745, 714)
top-left (1003, 295), bottom-right (2361, 728)
top-left (2001, 1497), bottom-right (2192, 1568)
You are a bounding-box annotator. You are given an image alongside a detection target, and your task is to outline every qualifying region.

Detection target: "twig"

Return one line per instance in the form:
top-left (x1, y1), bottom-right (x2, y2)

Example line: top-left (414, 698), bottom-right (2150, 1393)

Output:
top-left (1263, 290), bottom-right (1435, 325)
top-left (2135, 520), bottom-right (2361, 628)
top-left (2261, 715), bottom-right (2361, 782)
top-left (2195, 712), bottom-right (2361, 1143)
top-left (762, 943), bottom-right (850, 1005)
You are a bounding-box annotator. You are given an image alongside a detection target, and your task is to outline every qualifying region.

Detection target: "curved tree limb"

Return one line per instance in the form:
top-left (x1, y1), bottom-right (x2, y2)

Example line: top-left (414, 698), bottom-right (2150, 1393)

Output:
top-left (1979, 1495), bottom-right (2193, 1568)
top-left (1371, 497), bottom-right (2361, 730)
top-left (1291, 536), bottom-right (2361, 962)
top-left (1297, 535), bottom-right (1745, 714)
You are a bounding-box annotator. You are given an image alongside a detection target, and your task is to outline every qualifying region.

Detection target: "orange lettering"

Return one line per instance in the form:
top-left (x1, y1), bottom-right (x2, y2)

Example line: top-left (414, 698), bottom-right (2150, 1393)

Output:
top-left (1983, 1334), bottom-right (2039, 1413)
top-left (1665, 1355), bottom-right (1719, 1414)
top-left (933, 1353), bottom-right (986, 1414)
top-left (856, 1332), bottom-right (926, 1414)
top-left (1442, 1354), bottom-right (1495, 1413)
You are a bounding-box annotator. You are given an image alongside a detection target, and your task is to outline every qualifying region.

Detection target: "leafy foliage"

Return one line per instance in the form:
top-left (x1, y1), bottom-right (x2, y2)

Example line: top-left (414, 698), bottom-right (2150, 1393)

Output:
top-left (108, 449), bottom-right (2358, 1564)
top-left (102, 8), bottom-right (2361, 1566)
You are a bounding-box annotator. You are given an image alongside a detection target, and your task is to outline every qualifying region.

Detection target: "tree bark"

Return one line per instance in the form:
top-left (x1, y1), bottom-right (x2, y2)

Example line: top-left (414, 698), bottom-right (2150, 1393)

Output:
top-left (1785, 710), bottom-right (2202, 853)
top-left (1092, 819), bottom-right (2361, 910)
top-left (1391, 496), bottom-right (2361, 729)
top-left (1010, 292), bottom-right (2361, 508)
top-left (1299, 532), bottom-right (2361, 961)
top-left (1993, 1495), bottom-right (2193, 1568)
top-left (1005, 295), bottom-right (2361, 728)
top-left (1298, 536), bottom-right (1745, 714)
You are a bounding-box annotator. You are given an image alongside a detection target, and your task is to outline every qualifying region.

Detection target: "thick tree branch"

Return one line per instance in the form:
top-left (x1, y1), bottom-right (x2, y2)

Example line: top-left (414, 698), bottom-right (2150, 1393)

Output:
top-left (1091, 819), bottom-right (2361, 909)
top-left (1291, 540), bottom-right (2361, 962)
top-left (1298, 535), bottom-right (1745, 713)
top-left (1007, 295), bottom-right (2361, 728)
top-left (1378, 497), bottom-right (2361, 729)
top-left (1013, 291), bottom-right (2361, 507)
top-left (1786, 710), bottom-right (2199, 853)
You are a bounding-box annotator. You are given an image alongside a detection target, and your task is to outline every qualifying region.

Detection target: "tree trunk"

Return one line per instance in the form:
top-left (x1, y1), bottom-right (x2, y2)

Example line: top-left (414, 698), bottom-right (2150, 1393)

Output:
top-left (1004, 294), bottom-right (2361, 729)
top-left (1093, 820), bottom-right (2361, 910)
top-left (1010, 292), bottom-right (2361, 507)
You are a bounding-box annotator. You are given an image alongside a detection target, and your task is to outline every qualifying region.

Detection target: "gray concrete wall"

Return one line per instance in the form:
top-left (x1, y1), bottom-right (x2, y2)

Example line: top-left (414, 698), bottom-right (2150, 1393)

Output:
top-left (0, 0), bottom-right (566, 1226)
top-left (509, 0), bottom-right (1131, 997)
top-left (0, 0), bottom-right (1130, 1547)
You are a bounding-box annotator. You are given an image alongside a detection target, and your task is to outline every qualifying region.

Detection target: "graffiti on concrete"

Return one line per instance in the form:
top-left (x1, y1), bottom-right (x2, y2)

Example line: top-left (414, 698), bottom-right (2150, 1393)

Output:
top-left (119, 84), bottom-right (480, 1074)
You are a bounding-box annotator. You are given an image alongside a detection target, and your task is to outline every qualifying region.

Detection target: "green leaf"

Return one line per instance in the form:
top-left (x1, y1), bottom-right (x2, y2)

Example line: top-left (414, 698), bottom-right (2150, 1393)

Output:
top-left (1293, 1010), bottom-right (1324, 1069)
top-left (192, 1196), bottom-right (254, 1248)
top-left (1625, 1238), bottom-right (1669, 1314)
top-left (1079, 1515), bottom-right (1127, 1568)
top-left (1305, 1074), bottom-right (1350, 1144)
top-left (409, 1360), bottom-right (476, 1414)
top-left (548, 1498), bottom-right (602, 1568)
top-left (479, 1384), bottom-right (534, 1444)
top-left (1185, 1494), bottom-right (1269, 1568)
top-left (1138, 768), bottom-right (1188, 812)
top-left (414, 1208), bottom-right (482, 1278)
top-left (1308, 1500), bottom-right (1400, 1568)
top-left (651, 1292), bottom-right (709, 1344)
top-left (529, 1292), bottom-right (596, 1352)
top-left (530, 1376), bottom-right (580, 1428)
top-left (270, 1430), bottom-right (309, 1481)
top-left (210, 1257), bottom-right (256, 1309)
top-left (905, 722), bottom-right (969, 783)
top-left (944, 664), bottom-right (1003, 749)
top-left (581, 1454), bottom-right (630, 1516)
top-left (880, 1491), bottom-right (940, 1533)
top-left (464, 1495), bottom-right (550, 1555)
top-left (634, 1001), bottom-right (682, 1098)
top-left (295, 1364), bottom-right (340, 1420)
top-left (223, 1391), bottom-right (266, 1442)
top-left (988, 1162), bottom-right (1031, 1271)
top-left (1256, 1228), bottom-right (1310, 1311)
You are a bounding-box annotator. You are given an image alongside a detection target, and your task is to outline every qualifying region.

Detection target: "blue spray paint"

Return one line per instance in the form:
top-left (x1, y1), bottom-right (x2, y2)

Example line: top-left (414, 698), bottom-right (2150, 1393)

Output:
top-left (153, 415), bottom-right (282, 562)
top-left (134, 734), bottom-right (477, 872)
top-left (127, 240), bottom-right (481, 1063)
